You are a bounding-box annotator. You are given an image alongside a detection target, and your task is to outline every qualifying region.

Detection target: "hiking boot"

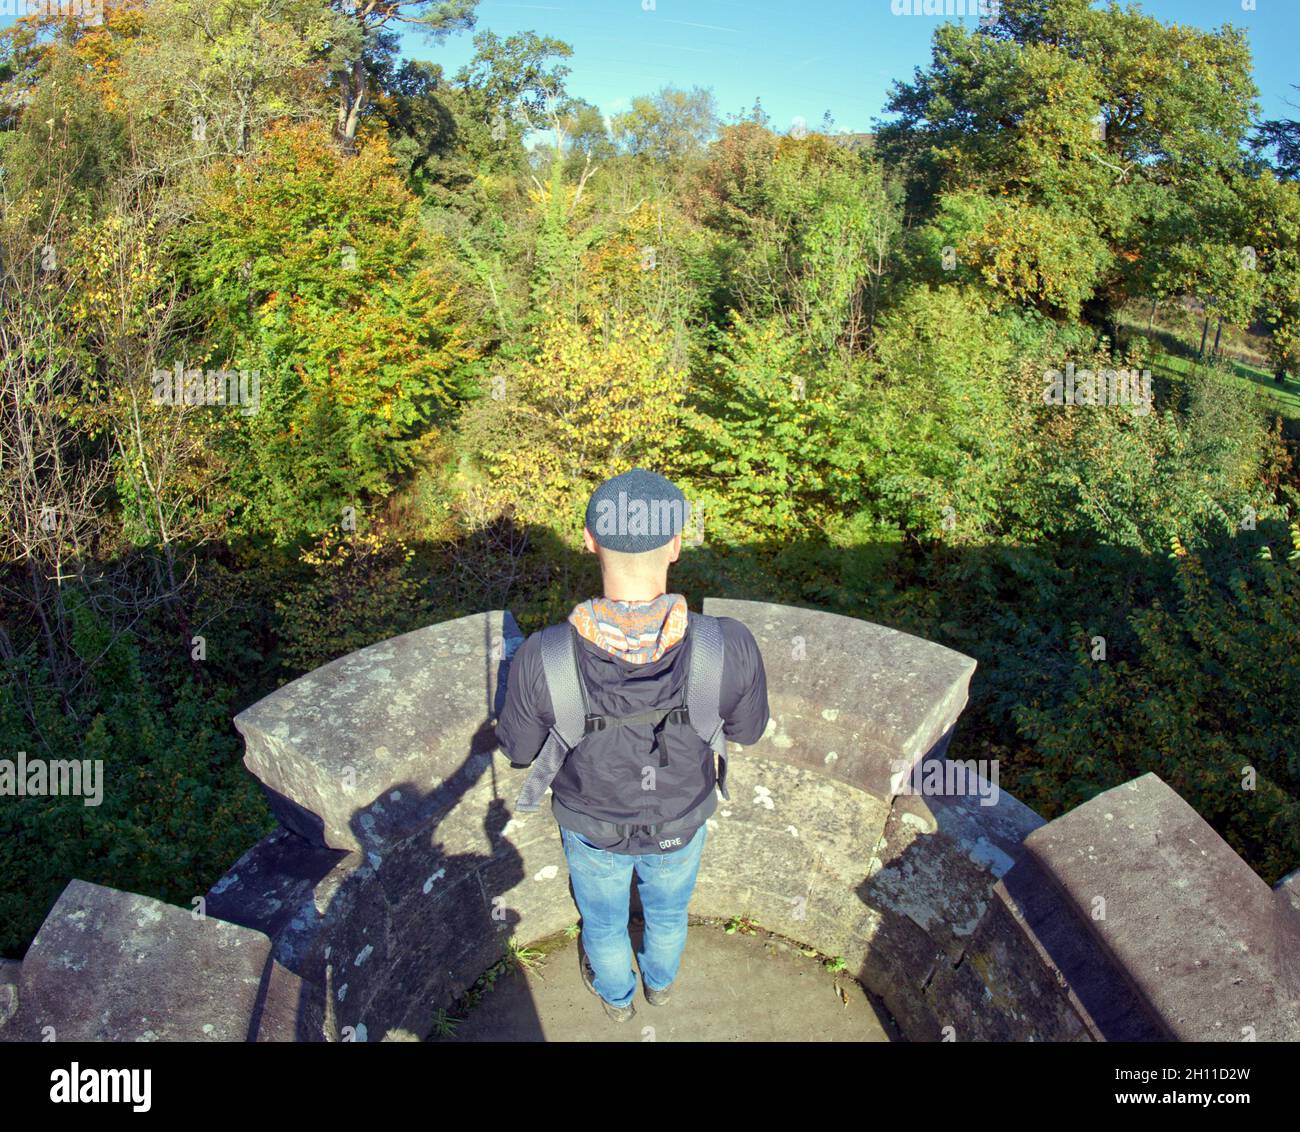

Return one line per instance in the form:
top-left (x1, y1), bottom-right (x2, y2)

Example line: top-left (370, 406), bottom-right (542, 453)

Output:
top-left (644, 979), bottom-right (673, 1006)
top-left (581, 953), bottom-right (636, 1023)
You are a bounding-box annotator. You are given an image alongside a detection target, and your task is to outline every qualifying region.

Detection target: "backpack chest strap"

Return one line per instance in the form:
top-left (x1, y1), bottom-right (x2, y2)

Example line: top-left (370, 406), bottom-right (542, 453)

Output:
top-left (584, 706), bottom-right (689, 733)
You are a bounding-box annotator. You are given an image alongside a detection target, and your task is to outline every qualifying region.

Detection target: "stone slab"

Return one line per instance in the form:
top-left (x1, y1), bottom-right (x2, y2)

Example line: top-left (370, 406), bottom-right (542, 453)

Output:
top-left (1025, 773), bottom-right (1300, 1041)
top-left (5, 880), bottom-right (295, 1041)
top-left (703, 599), bottom-right (976, 799)
top-left (1275, 867), bottom-right (1300, 917)
top-left (996, 856), bottom-right (1165, 1041)
top-left (251, 957), bottom-right (327, 1042)
top-left (0, 959), bottom-right (19, 1031)
top-left (235, 610), bottom-right (524, 853)
top-left (907, 750), bottom-right (1046, 877)
top-left (205, 826), bottom-right (349, 962)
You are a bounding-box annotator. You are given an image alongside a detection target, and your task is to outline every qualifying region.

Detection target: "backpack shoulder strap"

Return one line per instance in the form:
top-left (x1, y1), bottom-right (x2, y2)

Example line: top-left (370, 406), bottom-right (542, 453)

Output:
top-left (513, 622), bottom-right (587, 813)
top-left (685, 611), bottom-right (730, 801)
top-left (685, 612), bottom-right (724, 741)
top-left (539, 621), bottom-right (587, 748)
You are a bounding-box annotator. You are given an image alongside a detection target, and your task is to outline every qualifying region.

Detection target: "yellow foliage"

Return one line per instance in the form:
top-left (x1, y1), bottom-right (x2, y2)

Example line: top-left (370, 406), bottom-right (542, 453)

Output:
top-left (465, 311), bottom-right (687, 539)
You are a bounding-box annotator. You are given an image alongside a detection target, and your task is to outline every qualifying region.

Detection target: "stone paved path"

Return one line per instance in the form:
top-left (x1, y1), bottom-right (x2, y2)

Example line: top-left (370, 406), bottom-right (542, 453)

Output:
top-left (431, 921), bottom-right (896, 1042)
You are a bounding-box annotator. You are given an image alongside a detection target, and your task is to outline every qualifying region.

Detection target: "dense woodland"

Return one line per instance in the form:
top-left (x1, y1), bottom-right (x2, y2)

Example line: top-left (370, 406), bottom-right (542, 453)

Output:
top-left (2, 0), bottom-right (1299, 956)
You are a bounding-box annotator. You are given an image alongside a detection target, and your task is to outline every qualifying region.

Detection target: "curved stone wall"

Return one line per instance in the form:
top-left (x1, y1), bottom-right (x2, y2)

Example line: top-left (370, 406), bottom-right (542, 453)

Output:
top-left (2, 600), bottom-right (1296, 1042)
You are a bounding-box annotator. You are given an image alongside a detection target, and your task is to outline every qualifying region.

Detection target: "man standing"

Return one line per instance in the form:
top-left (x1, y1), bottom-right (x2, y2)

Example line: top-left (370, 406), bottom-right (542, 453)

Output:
top-left (495, 469), bottom-right (770, 1022)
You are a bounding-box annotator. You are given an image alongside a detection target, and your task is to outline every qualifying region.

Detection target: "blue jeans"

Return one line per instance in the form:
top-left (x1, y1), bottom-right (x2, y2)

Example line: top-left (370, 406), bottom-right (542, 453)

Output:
top-left (560, 822), bottom-right (708, 1008)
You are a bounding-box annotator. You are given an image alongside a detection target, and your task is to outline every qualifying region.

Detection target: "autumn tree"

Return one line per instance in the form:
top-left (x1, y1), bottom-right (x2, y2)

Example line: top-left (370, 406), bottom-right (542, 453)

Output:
top-left (173, 122), bottom-right (480, 541)
top-left (457, 309), bottom-right (688, 537)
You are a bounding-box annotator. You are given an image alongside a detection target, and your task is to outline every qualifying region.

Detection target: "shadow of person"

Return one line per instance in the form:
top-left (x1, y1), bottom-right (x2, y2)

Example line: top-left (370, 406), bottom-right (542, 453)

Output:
top-left (225, 619), bottom-right (547, 1041)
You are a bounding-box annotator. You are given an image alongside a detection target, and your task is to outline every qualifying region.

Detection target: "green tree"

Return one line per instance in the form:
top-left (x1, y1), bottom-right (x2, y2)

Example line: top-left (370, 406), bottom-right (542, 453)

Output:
top-left (674, 312), bottom-right (857, 542)
top-left (1013, 523), bottom-right (1300, 884)
top-left (456, 309), bottom-right (687, 537)
top-left (174, 122), bottom-right (479, 541)
top-left (452, 28), bottom-right (574, 166)
top-left (326, 0), bottom-right (477, 152)
top-left (696, 130), bottom-right (899, 353)
top-left (611, 85), bottom-right (719, 162)
top-left (878, 0), bottom-right (1259, 326)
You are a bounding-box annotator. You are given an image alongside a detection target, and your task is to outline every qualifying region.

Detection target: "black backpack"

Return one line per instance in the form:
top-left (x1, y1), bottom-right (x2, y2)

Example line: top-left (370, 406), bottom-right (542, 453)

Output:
top-left (513, 611), bottom-right (729, 813)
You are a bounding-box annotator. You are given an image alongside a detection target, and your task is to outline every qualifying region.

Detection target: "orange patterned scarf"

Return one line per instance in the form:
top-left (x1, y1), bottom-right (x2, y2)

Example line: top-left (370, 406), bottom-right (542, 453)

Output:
top-left (568, 593), bottom-right (689, 664)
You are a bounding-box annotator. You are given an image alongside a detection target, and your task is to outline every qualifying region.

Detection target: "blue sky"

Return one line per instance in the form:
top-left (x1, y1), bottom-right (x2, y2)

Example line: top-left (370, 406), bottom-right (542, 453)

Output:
top-left (0, 1), bottom-right (1292, 128)
top-left (403, 0), bottom-right (1298, 131)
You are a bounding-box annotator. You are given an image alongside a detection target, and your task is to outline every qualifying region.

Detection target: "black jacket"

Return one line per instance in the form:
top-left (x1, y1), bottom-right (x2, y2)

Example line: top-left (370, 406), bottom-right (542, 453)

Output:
top-left (495, 614), bottom-right (769, 850)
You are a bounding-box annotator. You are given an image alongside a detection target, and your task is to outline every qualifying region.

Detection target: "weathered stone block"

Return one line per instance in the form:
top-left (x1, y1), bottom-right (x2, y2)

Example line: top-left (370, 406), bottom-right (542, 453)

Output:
top-left (1276, 867), bottom-right (1300, 917)
top-left (0, 959), bottom-right (19, 1031)
top-left (252, 958), bottom-right (327, 1042)
top-left (25, 602), bottom-right (1278, 1044)
top-left (703, 599), bottom-right (976, 799)
top-left (1025, 772), bottom-right (1300, 1041)
top-left (995, 856), bottom-right (1164, 1041)
top-left (4, 879), bottom-right (321, 1041)
top-left (205, 826), bottom-right (348, 959)
top-left (235, 611), bottom-right (523, 853)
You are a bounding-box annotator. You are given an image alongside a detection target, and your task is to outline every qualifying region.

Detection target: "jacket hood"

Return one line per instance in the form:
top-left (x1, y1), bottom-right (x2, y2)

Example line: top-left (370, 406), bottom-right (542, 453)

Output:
top-left (567, 593), bottom-right (688, 666)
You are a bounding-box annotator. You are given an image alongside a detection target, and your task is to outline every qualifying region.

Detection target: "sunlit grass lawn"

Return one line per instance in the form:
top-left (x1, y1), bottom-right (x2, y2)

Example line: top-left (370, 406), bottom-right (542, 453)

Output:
top-left (1148, 351), bottom-right (1300, 421)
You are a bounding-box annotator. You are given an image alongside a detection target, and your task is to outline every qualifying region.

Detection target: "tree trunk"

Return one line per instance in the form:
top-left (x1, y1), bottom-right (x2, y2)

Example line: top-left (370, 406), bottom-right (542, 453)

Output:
top-left (1211, 320), bottom-right (1222, 360)
top-left (337, 58), bottom-right (366, 155)
top-left (1199, 315), bottom-right (1210, 359)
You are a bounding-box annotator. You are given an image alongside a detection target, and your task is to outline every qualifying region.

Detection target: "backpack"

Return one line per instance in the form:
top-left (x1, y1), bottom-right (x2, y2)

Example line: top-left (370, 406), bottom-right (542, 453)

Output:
top-left (513, 611), bottom-right (729, 814)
